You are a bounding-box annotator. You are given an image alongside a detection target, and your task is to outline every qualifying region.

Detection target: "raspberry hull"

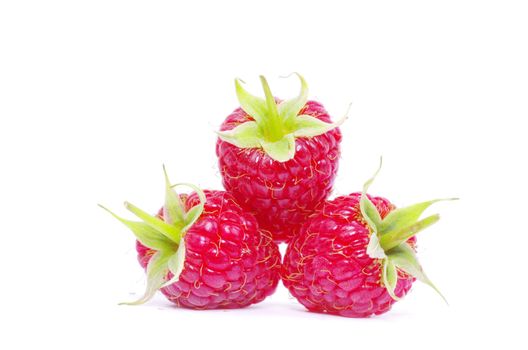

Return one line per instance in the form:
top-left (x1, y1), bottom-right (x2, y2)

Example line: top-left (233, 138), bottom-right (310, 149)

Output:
top-left (282, 193), bottom-right (415, 317)
top-left (137, 190), bottom-right (281, 309)
top-left (216, 101), bottom-right (342, 243)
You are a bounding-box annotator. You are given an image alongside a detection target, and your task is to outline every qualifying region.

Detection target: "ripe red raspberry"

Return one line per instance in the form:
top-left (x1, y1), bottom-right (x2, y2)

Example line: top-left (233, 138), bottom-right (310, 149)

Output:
top-left (282, 161), bottom-right (453, 317)
top-left (101, 168), bottom-right (281, 309)
top-left (216, 74), bottom-right (343, 243)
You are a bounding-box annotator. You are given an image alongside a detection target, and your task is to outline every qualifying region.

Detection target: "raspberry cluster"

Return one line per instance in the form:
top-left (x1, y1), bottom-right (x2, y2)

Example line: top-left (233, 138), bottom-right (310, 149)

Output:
top-left (101, 74), bottom-right (453, 317)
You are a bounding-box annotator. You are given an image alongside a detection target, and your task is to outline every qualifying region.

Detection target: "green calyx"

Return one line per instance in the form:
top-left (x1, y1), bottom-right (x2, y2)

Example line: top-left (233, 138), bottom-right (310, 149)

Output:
top-left (98, 166), bottom-right (206, 305)
top-left (217, 73), bottom-right (346, 162)
top-left (360, 158), bottom-right (457, 302)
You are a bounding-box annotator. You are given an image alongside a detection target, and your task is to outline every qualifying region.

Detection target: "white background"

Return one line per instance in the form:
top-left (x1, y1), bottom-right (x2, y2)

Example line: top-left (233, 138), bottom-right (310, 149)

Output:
top-left (1, 1), bottom-right (527, 349)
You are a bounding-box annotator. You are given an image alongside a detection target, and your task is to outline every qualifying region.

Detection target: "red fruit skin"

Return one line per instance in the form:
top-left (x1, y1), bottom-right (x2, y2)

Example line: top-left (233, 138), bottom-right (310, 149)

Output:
top-left (216, 101), bottom-right (342, 243)
top-left (281, 193), bottom-right (416, 318)
top-left (136, 190), bottom-right (281, 309)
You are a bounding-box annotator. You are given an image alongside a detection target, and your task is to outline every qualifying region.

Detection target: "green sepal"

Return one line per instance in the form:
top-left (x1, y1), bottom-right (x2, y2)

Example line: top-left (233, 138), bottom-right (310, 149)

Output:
top-left (218, 73), bottom-right (344, 162)
top-left (124, 201), bottom-right (180, 244)
top-left (360, 158), bottom-right (384, 258)
top-left (278, 73), bottom-right (309, 128)
top-left (366, 232), bottom-right (386, 259)
top-left (361, 190), bottom-right (382, 231)
top-left (259, 75), bottom-right (283, 141)
top-left (382, 258), bottom-right (399, 301)
top-left (120, 251), bottom-right (171, 305)
top-left (171, 183), bottom-right (207, 233)
top-left (235, 78), bottom-right (266, 124)
top-left (163, 165), bottom-right (185, 226)
top-left (293, 102), bottom-right (349, 139)
top-left (360, 158), bottom-right (383, 229)
top-left (260, 134), bottom-right (296, 162)
top-left (98, 204), bottom-right (174, 251)
top-left (293, 114), bottom-right (346, 138)
top-left (387, 243), bottom-right (447, 303)
top-left (380, 214), bottom-right (440, 251)
top-left (379, 198), bottom-right (457, 235)
top-left (216, 121), bottom-right (261, 149)
top-left (162, 241), bottom-right (187, 288)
